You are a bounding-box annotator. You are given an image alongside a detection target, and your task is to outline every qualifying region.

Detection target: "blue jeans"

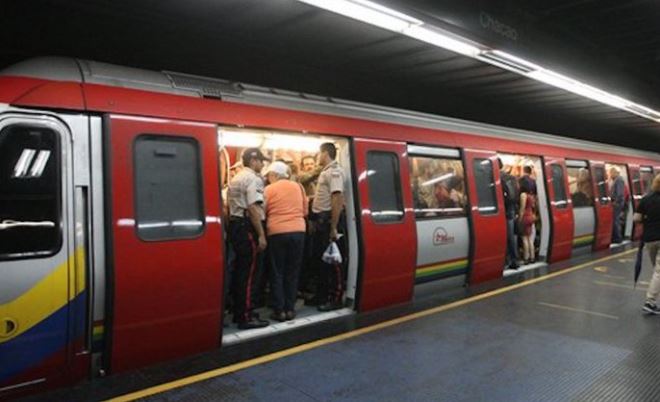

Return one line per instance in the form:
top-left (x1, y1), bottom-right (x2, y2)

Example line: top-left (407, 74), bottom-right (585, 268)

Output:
top-left (269, 232), bottom-right (305, 312)
top-left (506, 218), bottom-right (518, 266)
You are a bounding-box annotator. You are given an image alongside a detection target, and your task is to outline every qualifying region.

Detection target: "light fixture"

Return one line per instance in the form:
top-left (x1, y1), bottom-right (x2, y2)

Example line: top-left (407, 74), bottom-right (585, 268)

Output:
top-left (295, 0), bottom-right (660, 124)
top-left (218, 129), bottom-right (263, 148)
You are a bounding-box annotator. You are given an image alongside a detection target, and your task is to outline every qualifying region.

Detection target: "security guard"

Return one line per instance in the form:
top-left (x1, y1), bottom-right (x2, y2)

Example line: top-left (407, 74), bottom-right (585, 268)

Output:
top-left (311, 142), bottom-right (346, 311)
top-left (227, 148), bottom-right (270, 329)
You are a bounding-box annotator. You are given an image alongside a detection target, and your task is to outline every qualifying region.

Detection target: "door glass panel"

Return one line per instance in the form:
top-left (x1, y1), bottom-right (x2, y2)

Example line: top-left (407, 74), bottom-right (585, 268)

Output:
top-left (0, 125), bottom-right (61, 259)
top-left (473, 158), bottom-right (498, 214)
top-left (134, 136), bottom-right (205, 241)
top-left (551, 164), bottom-right (568, 208)
top-left (594, 167), bottom-right (609, 204)
top-left (366, 151), bottom-right (404, 223)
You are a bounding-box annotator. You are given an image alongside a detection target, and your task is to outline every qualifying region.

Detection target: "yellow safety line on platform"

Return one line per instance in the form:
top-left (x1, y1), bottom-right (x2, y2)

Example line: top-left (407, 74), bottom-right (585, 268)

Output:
top-left (107, 248), bottom-right (636, 402)
top-left (537, 302), bottom-right (619, 320)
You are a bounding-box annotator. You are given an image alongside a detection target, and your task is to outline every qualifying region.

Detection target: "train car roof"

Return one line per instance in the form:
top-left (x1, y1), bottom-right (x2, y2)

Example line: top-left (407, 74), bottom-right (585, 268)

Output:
top-left (1, 56), bottom-right (659, 161)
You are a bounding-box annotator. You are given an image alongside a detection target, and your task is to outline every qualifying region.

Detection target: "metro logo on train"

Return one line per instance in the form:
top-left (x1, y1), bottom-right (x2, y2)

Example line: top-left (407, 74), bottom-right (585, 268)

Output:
top-left (433, 227), bottom-right (455, 246)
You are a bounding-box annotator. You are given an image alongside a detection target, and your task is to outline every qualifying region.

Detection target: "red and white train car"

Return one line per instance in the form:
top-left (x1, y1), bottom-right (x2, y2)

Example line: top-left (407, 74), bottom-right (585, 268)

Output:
top-left (0, 57), bottom-right (658, 398)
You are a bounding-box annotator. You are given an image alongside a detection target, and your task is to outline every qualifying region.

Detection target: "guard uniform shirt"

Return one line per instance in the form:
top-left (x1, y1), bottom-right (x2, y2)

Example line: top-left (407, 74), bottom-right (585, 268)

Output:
top-left (227, 167), bottom-right (265, 221)
top-left (638, 191), bottom-right (660, 242)
top-left (312, 160), bottom-right (344, 214)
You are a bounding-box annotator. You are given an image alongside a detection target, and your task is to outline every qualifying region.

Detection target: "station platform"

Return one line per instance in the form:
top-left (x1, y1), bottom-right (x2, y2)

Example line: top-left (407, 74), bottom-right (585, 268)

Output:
top-left (23, 244), bottom-right (660, 402)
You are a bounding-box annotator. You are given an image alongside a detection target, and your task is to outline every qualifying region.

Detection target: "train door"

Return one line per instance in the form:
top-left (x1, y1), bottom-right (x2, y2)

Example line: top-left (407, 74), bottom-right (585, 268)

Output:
top-left (463, 149), bottom-right (506, 283)
top-left (106, 115), bottom-right (224, 372)
top-left (605, 162), bottom-right (633, 242)
top-left (407, 145), bottom-right (470, 290)
top-left (354, 139), bottom-right (416, 311)
top-left (566, 160), bottom-right (596, 253)
top-left (629, 164), bottom-right (643, 240)
top-left (0, 115), bottom-right (88, 396)
top-left (590, 162), bottom-right (613, 250)
top-left (641, 166), bottom-right (654, 194)
top-left (544, 157), bottom-right (574, 263)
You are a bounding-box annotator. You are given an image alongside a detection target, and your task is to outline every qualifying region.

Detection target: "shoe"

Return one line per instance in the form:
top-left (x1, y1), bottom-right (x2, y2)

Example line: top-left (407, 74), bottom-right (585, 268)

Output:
top-left (643, 302), bottom-right (660, 315)
top-left (270, 311), bottom-right (287, 322)
top-left (317, 301), bottom-right (344, 312)
top-left (238, 318), bottom-right (269, 330)
top-left (285, 310), bottom-right (296, 320)
top-left (508, 263), bottom-right (519, 270)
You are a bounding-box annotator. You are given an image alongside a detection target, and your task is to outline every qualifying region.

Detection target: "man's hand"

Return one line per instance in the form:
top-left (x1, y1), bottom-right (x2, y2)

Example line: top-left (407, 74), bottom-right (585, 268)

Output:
top-left (258, 234), bottom-right (267, 252)
top-left (330, 227), bottom-right (338, 241)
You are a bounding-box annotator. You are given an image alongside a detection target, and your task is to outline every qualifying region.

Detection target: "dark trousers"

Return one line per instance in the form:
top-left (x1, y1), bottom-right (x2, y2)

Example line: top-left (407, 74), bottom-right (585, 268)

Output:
top-left (612, 204), bottom-right (624, 243)
top-left (311, 214), bottom-right (346, 303)
top-left (505, 217), bottom-right (518, 266)
top-left (229, 219), bottom-right (263, 323)
top-left (269, 232), bottom-right (305, 312)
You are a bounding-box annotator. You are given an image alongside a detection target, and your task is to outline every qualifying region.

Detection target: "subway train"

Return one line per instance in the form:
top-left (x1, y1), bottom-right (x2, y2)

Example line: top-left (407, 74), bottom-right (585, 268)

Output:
top-left (1, 57), bottom-right (658, 398)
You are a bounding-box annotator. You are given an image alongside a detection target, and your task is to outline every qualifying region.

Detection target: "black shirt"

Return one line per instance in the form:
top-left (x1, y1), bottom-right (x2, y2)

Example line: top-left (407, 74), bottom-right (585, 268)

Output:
top-left (637, 191), bottom-right (660, 242)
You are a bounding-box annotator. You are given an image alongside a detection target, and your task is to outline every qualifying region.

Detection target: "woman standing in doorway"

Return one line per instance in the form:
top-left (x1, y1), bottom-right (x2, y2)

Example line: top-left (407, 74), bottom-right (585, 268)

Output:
top-left (519, 174), bottom-right (538, 264)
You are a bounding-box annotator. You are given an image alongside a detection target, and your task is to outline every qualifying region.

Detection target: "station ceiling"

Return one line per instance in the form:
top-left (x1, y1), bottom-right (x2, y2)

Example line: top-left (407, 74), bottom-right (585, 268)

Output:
top-left (2, 0), bottom-right (660, 151)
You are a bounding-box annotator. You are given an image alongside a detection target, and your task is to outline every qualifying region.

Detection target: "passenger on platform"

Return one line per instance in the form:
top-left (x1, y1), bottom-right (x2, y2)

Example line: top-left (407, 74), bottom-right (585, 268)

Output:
top-left (519, 174), bottom-right (537, 264)
top-left (310, 142), bottom-right (346, 311)
top-left (637, 175), bottom-right (660, 314)
top-left (263, 161), bottom-right (308, 322)
top-left (609, 167), bottom-right (626, 243)
top-left (227, 148), bottom-right (270, 329)
top-left (499, 158), bottom-right (520, 269)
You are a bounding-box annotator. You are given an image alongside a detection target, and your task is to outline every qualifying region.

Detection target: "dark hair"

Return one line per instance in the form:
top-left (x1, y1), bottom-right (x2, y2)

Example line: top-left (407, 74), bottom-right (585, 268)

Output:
top-left (497, 157), bottom-right (503, 169)
top-left (320, 142), bottom-right (337, 160)
top-left (523, 165), bottom-right (532, 174)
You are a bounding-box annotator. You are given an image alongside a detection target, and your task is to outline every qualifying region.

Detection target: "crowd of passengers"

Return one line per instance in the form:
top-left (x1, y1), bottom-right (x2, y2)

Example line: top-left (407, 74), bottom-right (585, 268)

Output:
top-left (224, 143), bottom-right (347, 330)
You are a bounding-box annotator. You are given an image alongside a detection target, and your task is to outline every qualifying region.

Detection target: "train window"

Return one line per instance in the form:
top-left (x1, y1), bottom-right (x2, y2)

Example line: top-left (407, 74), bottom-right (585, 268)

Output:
top-left (594, 167), bottom-right (609, 204)
top-left (551, 164), bottom-right (568, 208)
top-left (566, 167), bottom-right (594, 207)
top-left (409, 156), bottom-right (467, 218)
top-left (0, 125), bottom-right (61, 260)
top-left (641, 168), bottom-right (654, 194)
top-left (632, 169), bottom-right (643, 196)
top-left (473, 158), bottom-right (498, 214)
top-left (134, 136), bottom-right (204, 241)
top-left (366, 152), bottom-right (404, 223)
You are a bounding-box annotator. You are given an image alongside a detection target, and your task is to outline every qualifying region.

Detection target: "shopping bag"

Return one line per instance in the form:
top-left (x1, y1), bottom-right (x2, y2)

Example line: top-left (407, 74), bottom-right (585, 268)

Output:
top-left (322, 241), bottom-right (343, 265)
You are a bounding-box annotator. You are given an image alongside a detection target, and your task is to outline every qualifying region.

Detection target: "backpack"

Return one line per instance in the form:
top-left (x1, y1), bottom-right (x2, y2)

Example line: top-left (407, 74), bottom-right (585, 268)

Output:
top-left (502, 173), bottom-right (519, 206)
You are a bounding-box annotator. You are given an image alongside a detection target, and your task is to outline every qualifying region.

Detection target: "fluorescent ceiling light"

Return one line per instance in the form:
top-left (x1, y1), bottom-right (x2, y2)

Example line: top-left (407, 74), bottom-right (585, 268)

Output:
top-left (295, 0), bottom-right (660, 124)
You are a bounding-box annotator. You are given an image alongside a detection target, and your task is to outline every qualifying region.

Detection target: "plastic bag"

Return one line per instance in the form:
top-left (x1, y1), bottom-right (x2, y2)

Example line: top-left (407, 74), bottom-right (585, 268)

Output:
top-left (322, 241), bottom-right (342, 265)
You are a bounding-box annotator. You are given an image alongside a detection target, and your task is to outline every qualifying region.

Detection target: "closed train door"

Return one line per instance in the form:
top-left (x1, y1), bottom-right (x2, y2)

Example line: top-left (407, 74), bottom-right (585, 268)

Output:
top-left (0, 115), bottom-right (86, 397)
top-left (590, 161), bottom-right (613, 250)
top-left (463, 149), bottom-right (505, 283)
top-left (353, 139), bottom-right (416, 311)
top-left (106, 115), bottom-right (224, 372)
top-left (544, 157), bottom-right (574, 262)
top-left (629, 164), bottom-right (643, 241)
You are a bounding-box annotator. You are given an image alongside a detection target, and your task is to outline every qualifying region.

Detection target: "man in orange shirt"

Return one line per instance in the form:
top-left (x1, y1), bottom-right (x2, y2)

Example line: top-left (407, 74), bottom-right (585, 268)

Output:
top-left (264, 161), bottom-right (308, 321)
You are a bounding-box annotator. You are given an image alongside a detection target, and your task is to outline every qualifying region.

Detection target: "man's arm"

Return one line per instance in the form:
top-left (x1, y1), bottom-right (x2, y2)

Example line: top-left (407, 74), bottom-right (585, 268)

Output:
top-left (247, 203), bottom-right (266, 251)
top-left (299, 166), bottom-right (322, 185)
top-left (330, 192), bottom-right (344, 241)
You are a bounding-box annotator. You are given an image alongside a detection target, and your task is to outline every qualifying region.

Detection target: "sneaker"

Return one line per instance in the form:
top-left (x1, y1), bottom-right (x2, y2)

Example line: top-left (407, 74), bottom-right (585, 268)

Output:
top-left (317, 301), bottom-right (344, 312)
top-left (270, 311), bottom-right (287, 322)
top-left (643, 302), bottom-right (660, 315)
top-left (237, 318), bottom-right (269, 330)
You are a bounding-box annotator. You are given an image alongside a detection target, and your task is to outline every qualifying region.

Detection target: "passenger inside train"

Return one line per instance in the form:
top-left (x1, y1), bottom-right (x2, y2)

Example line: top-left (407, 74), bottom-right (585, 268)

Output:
top-left (218, 129), bottom-right (357, 338)
top-left (605, 163), bottom-right (632, 244)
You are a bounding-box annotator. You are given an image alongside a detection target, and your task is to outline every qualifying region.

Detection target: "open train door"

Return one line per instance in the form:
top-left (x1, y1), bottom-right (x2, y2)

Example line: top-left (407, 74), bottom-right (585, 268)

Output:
top-left (628, 164), bottom-right (643, 241)
top-left (463, 149), bottom-right (506, 283)
top-left (544, 157), bottom-right (574, 263)
top-left (590, 161), bottom-right (613, 250)
top-left (106, 115), bottom-right (224, 372)
top-left (353, 139), bottom-right (417, 311)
